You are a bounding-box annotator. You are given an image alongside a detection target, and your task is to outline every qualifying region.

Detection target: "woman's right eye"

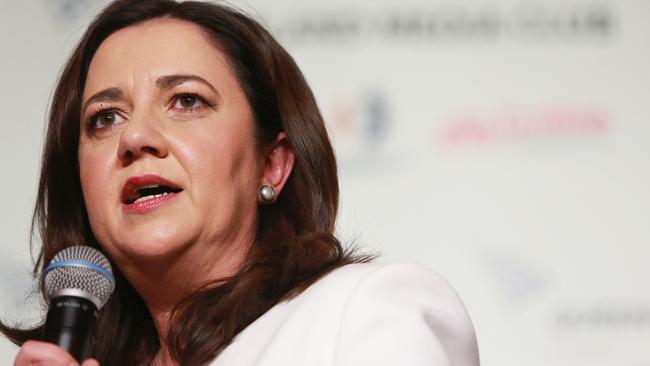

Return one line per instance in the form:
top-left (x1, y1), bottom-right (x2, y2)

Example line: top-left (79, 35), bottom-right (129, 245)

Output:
top-left (88, 110), bottom-right (125, 130)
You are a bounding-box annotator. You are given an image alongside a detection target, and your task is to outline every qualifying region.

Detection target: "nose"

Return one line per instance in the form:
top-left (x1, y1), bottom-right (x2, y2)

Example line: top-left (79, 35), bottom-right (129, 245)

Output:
top-left (117, 112), bottom-right (168, 166)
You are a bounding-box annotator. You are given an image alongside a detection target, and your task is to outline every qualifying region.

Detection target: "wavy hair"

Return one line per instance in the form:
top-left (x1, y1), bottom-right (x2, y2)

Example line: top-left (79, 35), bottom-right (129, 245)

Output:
top-left (0, 1), bottom-right (371, 364)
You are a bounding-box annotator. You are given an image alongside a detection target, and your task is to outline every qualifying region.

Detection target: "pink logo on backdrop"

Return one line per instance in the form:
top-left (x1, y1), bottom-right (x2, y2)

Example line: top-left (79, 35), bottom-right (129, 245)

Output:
top-left (439, 105), bottom-right (608, 148)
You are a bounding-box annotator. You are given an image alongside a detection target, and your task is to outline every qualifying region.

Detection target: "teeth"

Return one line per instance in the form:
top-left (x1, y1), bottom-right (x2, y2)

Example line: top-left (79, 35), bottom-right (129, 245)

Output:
top-left (132, 192), bottom-right (171, 204)
top-left (141, 184), bottom-right (161, 189)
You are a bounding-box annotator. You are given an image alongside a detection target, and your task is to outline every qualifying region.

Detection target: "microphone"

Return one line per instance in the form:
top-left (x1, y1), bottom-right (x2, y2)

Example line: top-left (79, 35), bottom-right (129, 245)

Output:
top-left (42, 246), bottom-right (116, 362)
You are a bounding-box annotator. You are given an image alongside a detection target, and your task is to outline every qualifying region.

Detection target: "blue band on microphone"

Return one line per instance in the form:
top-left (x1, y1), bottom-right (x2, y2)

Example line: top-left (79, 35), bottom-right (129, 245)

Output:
top-left (44, 261), bottom-right (115, 284)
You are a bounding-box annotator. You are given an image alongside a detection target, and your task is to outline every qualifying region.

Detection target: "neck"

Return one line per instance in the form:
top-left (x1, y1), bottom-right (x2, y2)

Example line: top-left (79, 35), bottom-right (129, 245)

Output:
top-left (152, 343), bottom-right (174, 366)
top-left (117, 235), bottom-right (253, 364)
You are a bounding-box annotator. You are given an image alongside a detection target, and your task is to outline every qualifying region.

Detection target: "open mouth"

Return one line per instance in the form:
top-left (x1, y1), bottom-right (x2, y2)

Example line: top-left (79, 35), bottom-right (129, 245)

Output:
top-left (123, 184), bottom-right (183, 205)
top-left (121, 175), bottom-right (183, 206)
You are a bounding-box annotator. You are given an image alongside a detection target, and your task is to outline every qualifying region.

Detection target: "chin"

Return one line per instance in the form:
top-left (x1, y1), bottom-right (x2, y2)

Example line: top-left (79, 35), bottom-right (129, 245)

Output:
top-left (110, 222), bottom-right (197, 264)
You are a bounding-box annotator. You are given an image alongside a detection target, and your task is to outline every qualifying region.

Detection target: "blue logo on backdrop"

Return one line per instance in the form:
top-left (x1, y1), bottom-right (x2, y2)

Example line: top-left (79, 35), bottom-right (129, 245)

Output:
top-left (325, 89), bottom-right (393, 174)
top-left (361, 91), bottom-right (390, 149)
top-left (46, 0), bottom-right (96, 23)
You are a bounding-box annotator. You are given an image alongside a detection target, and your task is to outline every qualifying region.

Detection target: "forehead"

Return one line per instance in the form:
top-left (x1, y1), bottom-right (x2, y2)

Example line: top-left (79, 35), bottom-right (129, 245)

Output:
top-left (84, 18), bottom-right (234, 96)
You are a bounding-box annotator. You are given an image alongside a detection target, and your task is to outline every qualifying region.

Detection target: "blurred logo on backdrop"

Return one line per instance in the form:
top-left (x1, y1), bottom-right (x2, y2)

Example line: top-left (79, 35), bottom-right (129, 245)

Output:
top-left (555, 304), bottom-right (650, 331)
top-left (323, 90), bottom-right (393, 173)
top-left (274, 3), bottom-right (613, 44)
top-left (482, 250), bottom-right (548, 308)
top-left (437, 105), bottom-right (609, 150)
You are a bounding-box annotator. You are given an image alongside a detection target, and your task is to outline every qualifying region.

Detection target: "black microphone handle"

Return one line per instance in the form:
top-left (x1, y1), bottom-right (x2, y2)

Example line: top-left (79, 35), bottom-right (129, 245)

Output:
top-left (42, 295), bottom-right (99, 362)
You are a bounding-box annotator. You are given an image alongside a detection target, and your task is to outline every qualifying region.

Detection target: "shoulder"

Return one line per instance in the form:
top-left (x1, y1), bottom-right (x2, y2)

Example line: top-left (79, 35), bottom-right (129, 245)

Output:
top-left (300, 262), bottom-right (472, 320)
top-left (308, 262), bottom-right (469, 308)
top-left (311, 263), bottom-right (480, 366)
top-left (211, 263), bottom-right (479, 366)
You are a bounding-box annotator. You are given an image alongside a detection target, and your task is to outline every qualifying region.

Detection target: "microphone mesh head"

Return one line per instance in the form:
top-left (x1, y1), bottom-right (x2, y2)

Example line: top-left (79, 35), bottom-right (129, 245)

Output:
top-left (44, 246), bottom-right (115, 309)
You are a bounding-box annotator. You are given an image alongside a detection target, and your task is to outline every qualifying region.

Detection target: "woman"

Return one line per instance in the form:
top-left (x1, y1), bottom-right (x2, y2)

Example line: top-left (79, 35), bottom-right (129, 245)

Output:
top-left (1, 1), bottom-right (479, 365)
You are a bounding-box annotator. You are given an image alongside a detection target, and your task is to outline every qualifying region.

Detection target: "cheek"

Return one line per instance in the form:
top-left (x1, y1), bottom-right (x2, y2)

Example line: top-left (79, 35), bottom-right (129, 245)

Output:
top-left (79, 144), bottom-right (116, 219)
top-left (175, 126), bottom-right (260, 205)
top-left (211, 136), bottom-right (257, 185)
top-left (178, 118), bottom-right (258, 177)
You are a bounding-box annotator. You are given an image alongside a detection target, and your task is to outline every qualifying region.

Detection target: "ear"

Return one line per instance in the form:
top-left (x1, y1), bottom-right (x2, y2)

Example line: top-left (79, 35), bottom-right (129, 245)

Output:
top-left (259, 132), bottom-right (295, 203)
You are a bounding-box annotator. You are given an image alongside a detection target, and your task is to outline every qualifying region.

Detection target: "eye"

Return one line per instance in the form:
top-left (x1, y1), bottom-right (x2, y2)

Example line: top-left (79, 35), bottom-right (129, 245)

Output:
top-left (172, 94), bottom-right (206, 110)
top-left (88, 109), bottom-right (125, 130)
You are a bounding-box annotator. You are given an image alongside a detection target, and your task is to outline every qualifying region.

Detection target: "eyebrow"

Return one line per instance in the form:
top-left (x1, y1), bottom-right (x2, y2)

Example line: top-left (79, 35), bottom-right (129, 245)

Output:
top-left (156, 74), bottom-right (219, 95)
top-left (81, 87), bottom-right (123, 116)
top-left (81, 74), bottom-right (219, 115)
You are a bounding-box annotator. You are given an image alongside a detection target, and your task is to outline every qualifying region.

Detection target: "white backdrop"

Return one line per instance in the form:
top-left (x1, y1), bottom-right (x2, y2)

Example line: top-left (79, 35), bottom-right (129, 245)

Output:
top-left (1, 1), bottom-right (649, 365)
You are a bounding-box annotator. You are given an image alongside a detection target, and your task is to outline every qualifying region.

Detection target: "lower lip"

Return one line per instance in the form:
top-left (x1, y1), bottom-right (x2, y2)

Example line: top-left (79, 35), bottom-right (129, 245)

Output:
top-left (122, 192), bottom-right (180, 214)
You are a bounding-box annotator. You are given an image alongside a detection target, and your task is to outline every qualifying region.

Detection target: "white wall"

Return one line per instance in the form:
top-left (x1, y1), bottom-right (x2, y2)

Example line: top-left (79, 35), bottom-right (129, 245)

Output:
top-left (1, 0), bottom-right (649, 364)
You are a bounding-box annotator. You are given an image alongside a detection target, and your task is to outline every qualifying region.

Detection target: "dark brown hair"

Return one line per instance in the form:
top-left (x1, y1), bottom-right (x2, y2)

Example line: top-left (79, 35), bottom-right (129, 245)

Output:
top-left (1, 1), bottom-right (370, 364)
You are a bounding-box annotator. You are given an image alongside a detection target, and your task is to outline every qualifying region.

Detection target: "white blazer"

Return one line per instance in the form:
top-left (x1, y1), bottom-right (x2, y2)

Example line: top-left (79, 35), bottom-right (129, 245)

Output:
top-left (209, 263), bottom-right (480, 366)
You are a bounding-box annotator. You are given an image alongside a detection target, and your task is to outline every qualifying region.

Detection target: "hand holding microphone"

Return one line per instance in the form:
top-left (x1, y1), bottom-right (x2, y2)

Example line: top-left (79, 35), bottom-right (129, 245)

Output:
top-left (14, 340), bottom-right (100, 366)
top-left (14, 246), bottom-right (115, 365)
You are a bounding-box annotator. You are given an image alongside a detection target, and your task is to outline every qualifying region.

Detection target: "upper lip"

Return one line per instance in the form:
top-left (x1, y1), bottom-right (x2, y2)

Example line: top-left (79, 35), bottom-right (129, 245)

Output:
top-left (121, 174), bottom-right (183, 204)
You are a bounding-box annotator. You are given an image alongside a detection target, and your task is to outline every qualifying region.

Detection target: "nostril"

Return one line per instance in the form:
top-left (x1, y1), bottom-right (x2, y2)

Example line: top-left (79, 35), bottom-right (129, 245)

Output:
top-left (123, 150), bottom-right (134, 161)
top-left (142, 146), bottom-right (160, 156)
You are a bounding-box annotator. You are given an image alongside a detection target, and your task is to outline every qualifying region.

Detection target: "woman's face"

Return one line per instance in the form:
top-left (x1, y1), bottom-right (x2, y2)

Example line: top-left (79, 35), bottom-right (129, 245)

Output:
top-left (78, 19), bottom-right (263, 270)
